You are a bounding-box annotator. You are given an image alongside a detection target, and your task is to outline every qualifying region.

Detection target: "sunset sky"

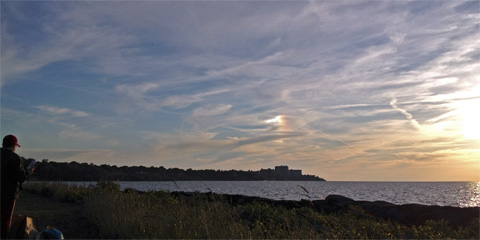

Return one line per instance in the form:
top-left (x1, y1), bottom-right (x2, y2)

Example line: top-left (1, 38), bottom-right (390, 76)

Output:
top-left (1, 1), bottom-right (479, 181)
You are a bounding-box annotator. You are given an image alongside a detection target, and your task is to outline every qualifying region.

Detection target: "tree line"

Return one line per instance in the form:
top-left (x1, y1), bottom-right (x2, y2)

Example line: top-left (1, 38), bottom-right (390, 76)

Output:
top-left (28, 159), bottom-right (325, 181)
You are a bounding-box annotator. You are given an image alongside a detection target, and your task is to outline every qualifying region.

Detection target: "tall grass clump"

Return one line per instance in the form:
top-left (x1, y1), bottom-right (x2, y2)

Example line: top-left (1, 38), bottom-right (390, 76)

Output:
top-left (84, 189), bottom-right (251, 239)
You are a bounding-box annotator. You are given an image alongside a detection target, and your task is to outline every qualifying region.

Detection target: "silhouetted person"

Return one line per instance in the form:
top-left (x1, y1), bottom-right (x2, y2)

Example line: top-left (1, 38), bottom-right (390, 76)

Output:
top-left (1, 135), bottom-right (33, 239)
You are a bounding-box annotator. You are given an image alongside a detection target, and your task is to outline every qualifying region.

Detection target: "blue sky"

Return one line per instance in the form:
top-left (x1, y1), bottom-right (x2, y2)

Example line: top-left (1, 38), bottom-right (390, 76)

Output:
top-left (1, 0), bottom-right (479, 181)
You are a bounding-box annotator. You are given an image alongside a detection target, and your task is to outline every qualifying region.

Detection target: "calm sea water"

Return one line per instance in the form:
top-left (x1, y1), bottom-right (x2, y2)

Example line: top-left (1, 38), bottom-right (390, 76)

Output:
top-left (68, 181), bottom-right (480, 208)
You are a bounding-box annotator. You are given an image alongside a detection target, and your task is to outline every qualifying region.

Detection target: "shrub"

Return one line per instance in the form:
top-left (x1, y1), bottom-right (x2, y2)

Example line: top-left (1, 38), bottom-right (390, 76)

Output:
top-left (23, 182), bottom-right (90, 203)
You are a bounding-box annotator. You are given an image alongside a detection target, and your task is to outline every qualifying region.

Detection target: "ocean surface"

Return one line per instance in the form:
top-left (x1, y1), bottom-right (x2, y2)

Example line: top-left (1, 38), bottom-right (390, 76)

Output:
top-left (66, 181), bottom-right (480, 208)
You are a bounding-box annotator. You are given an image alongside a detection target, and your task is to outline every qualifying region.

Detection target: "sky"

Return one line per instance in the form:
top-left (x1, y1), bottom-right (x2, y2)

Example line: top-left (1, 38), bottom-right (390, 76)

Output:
top-left (1, 0), bottom-right (479, 181)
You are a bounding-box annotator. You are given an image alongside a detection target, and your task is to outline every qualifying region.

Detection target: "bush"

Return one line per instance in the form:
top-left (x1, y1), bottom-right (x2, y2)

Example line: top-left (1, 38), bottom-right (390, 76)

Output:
top-left (23, 182), bottom-right (90, 203)
top-left (95, 179), bottom-right (120, 192)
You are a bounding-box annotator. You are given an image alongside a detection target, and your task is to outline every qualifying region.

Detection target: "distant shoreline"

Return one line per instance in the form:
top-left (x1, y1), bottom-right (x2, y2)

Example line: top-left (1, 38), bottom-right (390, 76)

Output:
top-left (29, 160), bottom-right (326, 181)
top-left (29, 179), bottom-right (326, 182)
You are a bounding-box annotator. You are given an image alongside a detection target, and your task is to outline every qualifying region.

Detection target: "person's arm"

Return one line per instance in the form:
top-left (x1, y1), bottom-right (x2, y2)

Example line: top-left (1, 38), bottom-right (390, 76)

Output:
top-left (16, 156), bottom-right (30, 184)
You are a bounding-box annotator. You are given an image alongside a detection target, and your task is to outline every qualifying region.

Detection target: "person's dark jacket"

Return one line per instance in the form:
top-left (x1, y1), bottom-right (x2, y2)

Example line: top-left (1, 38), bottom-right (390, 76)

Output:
top-left (1, 148), bottom-right (30, 200)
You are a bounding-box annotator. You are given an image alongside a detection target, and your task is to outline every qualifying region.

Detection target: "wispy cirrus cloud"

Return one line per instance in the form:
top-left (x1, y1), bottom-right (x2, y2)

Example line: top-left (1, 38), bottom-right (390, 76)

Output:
top-left (192, 104), bottom-right (232, 118)
top-left (1, 3), bottom-right (137, 86)
top-left (36, 105), bottom-right (90, 118)
top-left (389, 98), bottom-right (421, 130)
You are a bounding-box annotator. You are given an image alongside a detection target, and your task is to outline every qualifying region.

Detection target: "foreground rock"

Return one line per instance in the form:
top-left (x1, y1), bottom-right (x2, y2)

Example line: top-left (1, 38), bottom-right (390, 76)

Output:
top-left (323, 195), bottom-right (478, 227)
top-left (171, 192), bottom-right (479, 227)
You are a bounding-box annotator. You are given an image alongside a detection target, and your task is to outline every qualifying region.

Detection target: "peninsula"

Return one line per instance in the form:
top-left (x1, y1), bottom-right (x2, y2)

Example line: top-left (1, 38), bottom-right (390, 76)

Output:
top-left (29, 159), bottom-right (325, 181)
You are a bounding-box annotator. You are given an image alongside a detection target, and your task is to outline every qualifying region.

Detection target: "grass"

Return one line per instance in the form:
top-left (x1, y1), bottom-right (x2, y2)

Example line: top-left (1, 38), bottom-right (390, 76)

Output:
top-left (16, 181), bottom-right (480, 239)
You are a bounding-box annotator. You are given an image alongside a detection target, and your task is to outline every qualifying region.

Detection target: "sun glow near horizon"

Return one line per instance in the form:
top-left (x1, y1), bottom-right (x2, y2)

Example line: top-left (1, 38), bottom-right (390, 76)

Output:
top-left (458, 98), bottom-right (480, 140)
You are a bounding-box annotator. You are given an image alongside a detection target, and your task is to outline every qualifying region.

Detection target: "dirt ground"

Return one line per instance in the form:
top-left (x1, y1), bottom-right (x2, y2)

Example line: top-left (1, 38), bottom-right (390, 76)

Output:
top-left (14, 191), bottom-right (99, 239)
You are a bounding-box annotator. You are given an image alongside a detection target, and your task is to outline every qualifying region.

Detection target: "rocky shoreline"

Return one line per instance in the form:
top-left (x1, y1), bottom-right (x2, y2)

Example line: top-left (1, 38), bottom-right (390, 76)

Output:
top-left (171, 191), bottom-right (479, 228)
top-left (17, 182), bottom-right (479, 238)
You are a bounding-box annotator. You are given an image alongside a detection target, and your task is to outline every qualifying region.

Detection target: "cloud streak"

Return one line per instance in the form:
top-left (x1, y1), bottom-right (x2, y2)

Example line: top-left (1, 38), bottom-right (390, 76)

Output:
top-left (36, 105), bottom-right (90, 118)
top-left (193, 104), bottom-right (232, 118)
top-left (389, 98), bottom-right (421, 130)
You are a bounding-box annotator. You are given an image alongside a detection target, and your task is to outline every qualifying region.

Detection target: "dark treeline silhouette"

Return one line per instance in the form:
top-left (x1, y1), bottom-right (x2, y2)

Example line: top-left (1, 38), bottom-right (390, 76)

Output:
top-left (29, 159), bottom-right (325, 181)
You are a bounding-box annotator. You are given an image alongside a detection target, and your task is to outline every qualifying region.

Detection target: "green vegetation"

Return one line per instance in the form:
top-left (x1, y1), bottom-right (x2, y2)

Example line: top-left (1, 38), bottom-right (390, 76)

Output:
top-left (19, 181), bottom-right (479, 239)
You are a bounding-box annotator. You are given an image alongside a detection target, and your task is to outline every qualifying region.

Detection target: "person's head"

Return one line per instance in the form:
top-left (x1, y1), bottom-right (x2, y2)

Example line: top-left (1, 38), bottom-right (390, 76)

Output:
top-left (2, 134), bottom-right (21, 151)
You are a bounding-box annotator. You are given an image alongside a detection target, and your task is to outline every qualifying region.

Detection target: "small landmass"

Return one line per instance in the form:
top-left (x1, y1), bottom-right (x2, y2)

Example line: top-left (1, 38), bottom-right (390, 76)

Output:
top-left (28, 159), bottom-right (325, 181)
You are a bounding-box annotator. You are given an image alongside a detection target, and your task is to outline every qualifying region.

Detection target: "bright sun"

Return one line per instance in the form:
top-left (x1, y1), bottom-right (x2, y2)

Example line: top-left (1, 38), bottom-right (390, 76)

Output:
top-left (458, 99), bottom-right (480, 140)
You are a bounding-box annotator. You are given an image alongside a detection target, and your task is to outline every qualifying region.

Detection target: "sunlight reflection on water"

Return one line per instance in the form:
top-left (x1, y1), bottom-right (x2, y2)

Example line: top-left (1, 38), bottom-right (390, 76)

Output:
top-left (461, 181), bottom-right (480, 207)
